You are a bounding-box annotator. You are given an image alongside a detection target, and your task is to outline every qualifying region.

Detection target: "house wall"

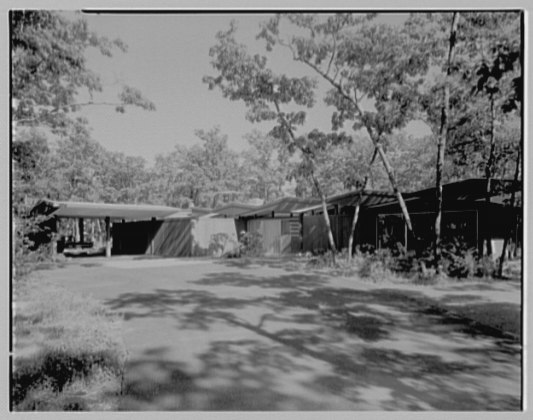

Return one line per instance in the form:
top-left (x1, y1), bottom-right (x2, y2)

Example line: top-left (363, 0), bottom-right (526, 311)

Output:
top-left (191, 217), bottom-right (239, 256)
top-left (112, 217), bottom-right (238, 257)
top-left (302, 213), bottom-right (376, 253)
top-left (246, 218), bottom-right (301, 255)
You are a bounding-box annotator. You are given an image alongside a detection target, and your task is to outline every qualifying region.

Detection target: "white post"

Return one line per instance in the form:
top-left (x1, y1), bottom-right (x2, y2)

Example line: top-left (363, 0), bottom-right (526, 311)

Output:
top-left (105, 217), bottom-right (112, 258)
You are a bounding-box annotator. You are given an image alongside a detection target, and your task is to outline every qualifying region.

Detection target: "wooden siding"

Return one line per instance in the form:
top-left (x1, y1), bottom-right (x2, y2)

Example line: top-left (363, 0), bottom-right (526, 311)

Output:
top-left (247, 218), bottom-right (301, 255)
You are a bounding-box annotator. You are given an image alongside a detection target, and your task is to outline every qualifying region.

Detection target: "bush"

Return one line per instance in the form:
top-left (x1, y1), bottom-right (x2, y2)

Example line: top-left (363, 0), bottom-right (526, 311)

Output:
top-left (476, 255), bottom-right (497, 278)
top-left (305, 250), bottom-right (337, 269)
top-left (208, 232), bottom-right (239, 257)
top-left (238, 231), bottom-right (263, 257)
top-left (13, 212), bottom-right (57, 281)
top-left (357, 240), bottom-right (493, 281)
top-left (358, 248), bottom-right (401, 281)
top-left (439, 239), bottom-right (478, 278)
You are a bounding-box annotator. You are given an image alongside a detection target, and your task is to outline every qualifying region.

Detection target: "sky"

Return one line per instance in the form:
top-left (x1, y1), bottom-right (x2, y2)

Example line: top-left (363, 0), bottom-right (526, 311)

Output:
top-left (73, 12), bottom-right (431, 164)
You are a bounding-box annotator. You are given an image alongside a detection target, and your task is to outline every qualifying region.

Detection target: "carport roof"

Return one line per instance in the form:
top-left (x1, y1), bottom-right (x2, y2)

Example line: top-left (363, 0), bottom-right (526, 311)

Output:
top-left (32, 199), bottom-right (181, 220)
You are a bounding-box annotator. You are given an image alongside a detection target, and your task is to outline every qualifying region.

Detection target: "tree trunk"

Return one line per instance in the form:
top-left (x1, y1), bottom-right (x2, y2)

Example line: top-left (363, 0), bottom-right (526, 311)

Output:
top-left (498, 144), bottom-right (520, 277)
top-left (374, 141), bottom-right (414, 236)
top-left (484, 94), bottom-right (497, 256)
top-left (301, 60), bottom-right (417, 242)
top-left (272, 98), bottom-right (337, 263)
top-left (434, 12), bottom-right (459, 274)
top-left (311, 173), bottom-right (337, 264)
top-left (347, 148), bottom-right (378, 261)
top-left (347, 201), bottom-right (361, 261)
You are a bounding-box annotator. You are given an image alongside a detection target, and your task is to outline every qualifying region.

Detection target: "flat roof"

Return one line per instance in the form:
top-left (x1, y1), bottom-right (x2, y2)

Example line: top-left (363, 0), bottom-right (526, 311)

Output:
top-left (32, 199), bottom-right (181, 220)
top-left (293, 190), bottom-right (395, 214)
top-left (213, 202), bottom-right (260, 217)
top-left (239, 197), bottom-right (321, 218)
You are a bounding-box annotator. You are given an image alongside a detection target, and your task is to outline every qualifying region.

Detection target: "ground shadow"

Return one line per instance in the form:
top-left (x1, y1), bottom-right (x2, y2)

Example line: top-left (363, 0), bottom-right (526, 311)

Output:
top-left (102, 269), bottom-right (521, 410)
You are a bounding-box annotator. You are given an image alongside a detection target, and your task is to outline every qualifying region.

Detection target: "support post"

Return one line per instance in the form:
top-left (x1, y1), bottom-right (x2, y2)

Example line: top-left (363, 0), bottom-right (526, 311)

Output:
top-left (299, 212), bottom-right (304, 252)
top-left (150, 217), bottom-right (156, 255)
top-left (78, 218), bottom-right (84, 244)
top-left (105, 217), bottom-right (111, 258)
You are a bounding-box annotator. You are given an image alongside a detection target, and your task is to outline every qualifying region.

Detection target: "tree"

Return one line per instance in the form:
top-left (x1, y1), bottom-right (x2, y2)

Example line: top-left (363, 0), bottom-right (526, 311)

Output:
top-left (434, 12), bottom-right (460, 273)
top-left (150, 127), bottom-right (243, 208)
top-left (497, 142), bottom-right (521, 277)
top-left (414, 11), bottom-right (521, 264)
top-left (51, 125), bottom-right (108, 202)
top-left (11, 10), bottom-right (155, 135)
top-left (467, 12), bottom-right (521, 256)
top-left (241, 130), bottom-right (290, 202)
top-left (258, 13), bottom-right (434, 241)
top-left (12, 129), bottom-right (51, 205)
top-left (204, 22), bottom-right (350, 260)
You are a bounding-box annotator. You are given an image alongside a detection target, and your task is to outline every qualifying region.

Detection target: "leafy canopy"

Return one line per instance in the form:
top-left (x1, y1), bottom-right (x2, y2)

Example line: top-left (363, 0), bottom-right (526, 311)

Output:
top-left (11, 10), bottom-right (155, 135)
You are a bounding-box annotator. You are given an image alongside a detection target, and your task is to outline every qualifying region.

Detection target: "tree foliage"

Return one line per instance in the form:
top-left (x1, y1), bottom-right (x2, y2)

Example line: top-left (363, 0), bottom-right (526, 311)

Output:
top-left (240, 130), bottom-right (290, 202)
top-left (11, 10), bottom-right (155, 135)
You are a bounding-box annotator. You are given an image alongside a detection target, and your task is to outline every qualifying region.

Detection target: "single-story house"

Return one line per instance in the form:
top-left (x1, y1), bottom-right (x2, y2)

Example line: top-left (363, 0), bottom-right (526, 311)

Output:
top-left (238, 197), bottom-right (320, 255)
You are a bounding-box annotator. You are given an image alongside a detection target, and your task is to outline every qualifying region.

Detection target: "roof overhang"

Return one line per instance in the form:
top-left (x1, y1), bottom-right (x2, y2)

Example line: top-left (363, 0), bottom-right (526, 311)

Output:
top-left (32, 199), bottom-right (181, 221)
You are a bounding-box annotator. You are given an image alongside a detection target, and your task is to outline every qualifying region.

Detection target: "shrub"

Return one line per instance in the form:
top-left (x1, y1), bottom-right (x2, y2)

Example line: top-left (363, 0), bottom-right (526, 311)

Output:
top-left (358, 249), bottom-right (400, 281)
top-left (238, 231), bottom-right (263, 257)
top-left (440, 240), bottom-right (477, 278)
top-left (13, 212), bottom-right (57, 281)
top-left (208, 232), bottom-right (239, 257)
top-left (476, 255), bottom-right (497, 278)
top-left (305, 250), bottom-right (336, 268)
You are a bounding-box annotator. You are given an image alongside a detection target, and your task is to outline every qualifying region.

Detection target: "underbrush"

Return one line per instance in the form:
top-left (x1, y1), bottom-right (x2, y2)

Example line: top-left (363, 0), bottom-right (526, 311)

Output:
top-left (305, 242), bottom-right (504, 284)
top-left (12, 277), bottom-right (127, 411)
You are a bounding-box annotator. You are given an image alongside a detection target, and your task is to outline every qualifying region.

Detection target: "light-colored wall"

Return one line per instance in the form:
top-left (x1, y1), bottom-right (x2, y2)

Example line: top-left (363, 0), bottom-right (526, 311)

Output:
top-left (191, 217), bottom-right (239, 257)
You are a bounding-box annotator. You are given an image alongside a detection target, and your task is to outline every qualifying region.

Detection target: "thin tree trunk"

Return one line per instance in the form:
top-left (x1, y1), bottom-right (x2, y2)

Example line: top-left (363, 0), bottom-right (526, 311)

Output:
top-left (272, 98), bottom-right (338, 263)
top-left (375, 142), bottom-right (414, 235)
top-left (311, 172), bottom-right (337, 264)
top-left (347, 148), bottom-right (378, 261)
top-left (498, 144), bottom-right (520, 277)
top-left (484, 94), bottom-right (497, 256)
top-left (347, 202), bottom-right (361, 261)
top-left (294, 58), bottom-right (416, 241)
top-left (434, 12), bottom-right (459, 274)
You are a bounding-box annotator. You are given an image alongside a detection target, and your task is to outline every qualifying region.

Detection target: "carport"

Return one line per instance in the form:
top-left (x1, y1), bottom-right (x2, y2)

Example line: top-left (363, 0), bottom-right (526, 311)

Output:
top-left (31, 199), bottom-right (181, 257)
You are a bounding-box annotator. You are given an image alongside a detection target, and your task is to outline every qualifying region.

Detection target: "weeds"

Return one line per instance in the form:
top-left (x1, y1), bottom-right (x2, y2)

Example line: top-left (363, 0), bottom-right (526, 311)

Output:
top-left (306, 240), bottom-right (505, 284)
top-left (12, 277), bottom-right (126, 411)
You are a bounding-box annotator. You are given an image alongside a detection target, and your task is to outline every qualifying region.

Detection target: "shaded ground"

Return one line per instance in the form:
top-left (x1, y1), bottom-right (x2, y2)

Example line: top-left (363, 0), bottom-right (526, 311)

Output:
top-left (32, 255), bottom-right (522, 411)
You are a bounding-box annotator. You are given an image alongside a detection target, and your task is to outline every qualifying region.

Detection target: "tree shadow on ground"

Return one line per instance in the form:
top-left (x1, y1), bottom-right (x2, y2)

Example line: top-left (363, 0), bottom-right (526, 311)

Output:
top-left (214, 256), bottom-right (307, 272)
top-left (193, 271), bottom-right (328, 289)
top-left (104, 271), bottom-right (521, 411)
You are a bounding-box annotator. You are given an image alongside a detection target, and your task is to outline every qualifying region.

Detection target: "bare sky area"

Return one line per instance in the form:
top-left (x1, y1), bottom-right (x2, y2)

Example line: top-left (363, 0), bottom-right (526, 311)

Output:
top-left (73, 12), bottom-right (431, 163)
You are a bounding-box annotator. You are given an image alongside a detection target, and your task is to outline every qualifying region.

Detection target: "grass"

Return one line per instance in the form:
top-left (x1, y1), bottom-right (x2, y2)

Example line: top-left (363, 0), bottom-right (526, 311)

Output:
top-left (12, 275), bottom-right (127, 411)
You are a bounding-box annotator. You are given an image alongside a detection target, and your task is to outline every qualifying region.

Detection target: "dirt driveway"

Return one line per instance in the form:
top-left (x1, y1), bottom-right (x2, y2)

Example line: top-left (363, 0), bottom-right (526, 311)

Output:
top-left (38, 256), bottom-right (522, 410)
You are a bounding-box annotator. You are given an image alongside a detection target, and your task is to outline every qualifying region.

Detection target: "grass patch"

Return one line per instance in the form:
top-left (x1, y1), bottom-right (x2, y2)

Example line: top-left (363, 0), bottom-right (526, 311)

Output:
top-left (12, 275), bottom-right (127, 411)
